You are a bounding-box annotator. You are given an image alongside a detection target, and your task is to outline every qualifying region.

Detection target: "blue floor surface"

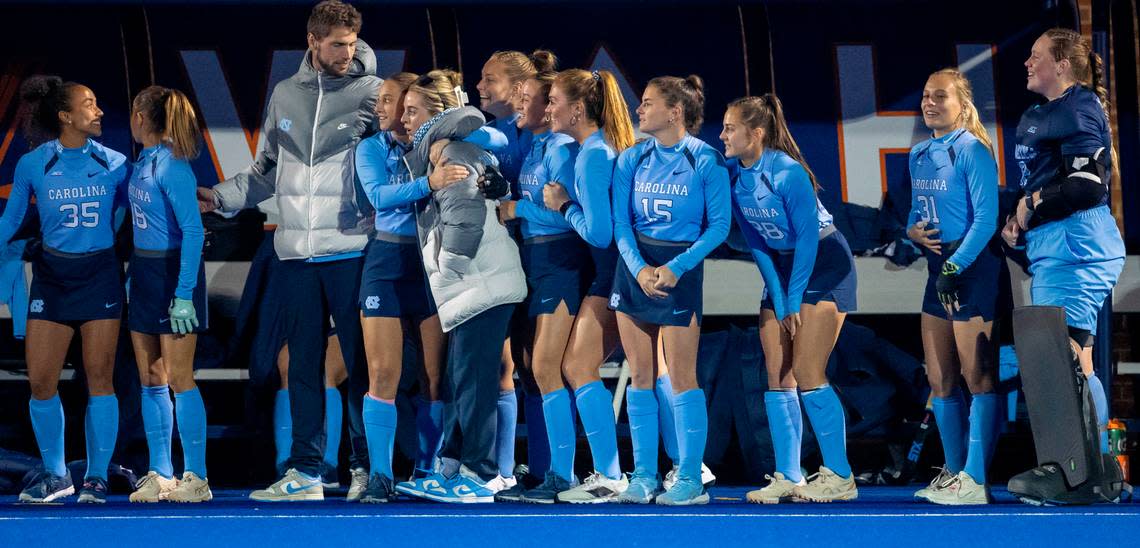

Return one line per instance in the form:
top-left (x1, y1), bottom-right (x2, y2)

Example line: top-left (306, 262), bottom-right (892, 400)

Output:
top-left (2, 486), bottom-right (1137, 547)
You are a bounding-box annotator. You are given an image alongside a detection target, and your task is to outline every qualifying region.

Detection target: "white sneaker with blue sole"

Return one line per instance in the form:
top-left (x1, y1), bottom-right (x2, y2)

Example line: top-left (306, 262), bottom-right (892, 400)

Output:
top-left (249, 468), bottom-right (324, 502)
top-left (418, 465), bottom-right (500, 504)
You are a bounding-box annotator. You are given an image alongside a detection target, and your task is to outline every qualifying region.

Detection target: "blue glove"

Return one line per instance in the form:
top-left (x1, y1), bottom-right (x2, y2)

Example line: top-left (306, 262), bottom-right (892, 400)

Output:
top-left (169, 298), bottom-right (199, 335)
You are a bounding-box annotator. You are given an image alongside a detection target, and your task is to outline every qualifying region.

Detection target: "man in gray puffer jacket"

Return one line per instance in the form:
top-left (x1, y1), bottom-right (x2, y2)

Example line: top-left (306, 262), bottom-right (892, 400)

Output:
top-left (394, 106), bottom-right (526, 503)
top-left (199, 0), bottom-right (379, 502)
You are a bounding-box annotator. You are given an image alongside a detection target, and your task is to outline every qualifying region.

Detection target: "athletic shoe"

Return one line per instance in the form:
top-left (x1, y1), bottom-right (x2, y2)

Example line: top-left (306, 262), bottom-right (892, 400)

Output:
top-left (520, 472), bottom-right (572, 504)
top-left (663, 463), bottom-right (717, 491)
top-left (168, 472), bottom-right (213, 503)
top-left (408, 467), bottom-right (432, 482)
top-left (77, 477), bottom-right (109, 504)
top-left (249, 468), bottom-right (324, 502)
top-left (494, 480), bottom-right (528, 502)
top-left (913, 466), bottom-right (954, 503)
top-left (557, 472), bottom-right (628, 504)
top-left (656, 475), bottom-right (709, 506)
top-left (924, 471), bottom-right (988, 505)
top-left (321, 463), bottom-right (340, 489)
top-left (345, 467), bottom-right (368, 502)
top-left (18, 471), bottom-right (74, 503)
top-left (360, 473), bottom-right (397, 504)
top-left (129, 471), bottom-right (179, 503)
top-left (396, 473), bottom-right (441, 499)
top-left (792, 466), bottom-right (858, 503)
top-left (746, 472), bottom-right (805, 504)
top-left (615, 473), bottom-right (661, 504)
top-left (419, 466), bottom-right (497, 504)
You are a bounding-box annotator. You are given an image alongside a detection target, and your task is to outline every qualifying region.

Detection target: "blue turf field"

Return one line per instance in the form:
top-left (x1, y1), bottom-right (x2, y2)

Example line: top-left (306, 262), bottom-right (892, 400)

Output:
top-left (1, 486), bottom-right (1137, 547)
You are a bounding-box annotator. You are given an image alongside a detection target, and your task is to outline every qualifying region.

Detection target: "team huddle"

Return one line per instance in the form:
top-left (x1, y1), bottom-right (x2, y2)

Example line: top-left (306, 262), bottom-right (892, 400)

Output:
top-left (1, 0), bottom-right (1127, 507)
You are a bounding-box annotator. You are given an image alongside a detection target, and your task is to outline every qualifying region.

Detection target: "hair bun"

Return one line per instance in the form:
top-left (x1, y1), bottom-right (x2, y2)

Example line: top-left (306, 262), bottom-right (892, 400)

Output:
top-left (684, 74), bottom-right (705, 95)
top-left (530, 50), bottom-right (558, 73)
top-left (20, 75), bottom-right (63, 103)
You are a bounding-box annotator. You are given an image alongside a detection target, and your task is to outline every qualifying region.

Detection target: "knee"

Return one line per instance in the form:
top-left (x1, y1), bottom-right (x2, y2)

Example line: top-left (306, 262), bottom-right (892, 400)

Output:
top-left (629, 364), bottom-right (655, 390)
top-left (926, 370), bottom-right (958, 398)
top-left (168, 369), bottom-right (197, 394)
top-left (29, 378), bottom-right (58, 400)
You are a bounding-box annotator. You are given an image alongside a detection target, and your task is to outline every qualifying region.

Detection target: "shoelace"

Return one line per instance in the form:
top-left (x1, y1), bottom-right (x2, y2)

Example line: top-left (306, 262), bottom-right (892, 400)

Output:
top-left (928, 466), bottom-right (954, 488)
top-left (582, 472), bottom-right (604, 486)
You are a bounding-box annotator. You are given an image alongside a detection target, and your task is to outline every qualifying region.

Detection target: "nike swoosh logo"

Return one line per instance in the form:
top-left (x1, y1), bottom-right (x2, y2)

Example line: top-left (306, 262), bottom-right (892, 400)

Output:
top-left (284, 482), bottom-right (314, 494)
top-left (805, 290), bottom-right (822, 295)
top-left (541, 297), bottom-right (556, 303)
top-left (87, 172), bottom-right (101, 178)
top-left (159, 318), bottom-right (170, 323)
top-left (686, 428), bottom-right (702, 434)
top-left (104, 303), bottom-right (118, 309)
top-left (557, 444), bottom-right (572, 449)
top-left (672, 309), bottom-right (688, 315)
top-left (672, 169), bottom-right (687, 176)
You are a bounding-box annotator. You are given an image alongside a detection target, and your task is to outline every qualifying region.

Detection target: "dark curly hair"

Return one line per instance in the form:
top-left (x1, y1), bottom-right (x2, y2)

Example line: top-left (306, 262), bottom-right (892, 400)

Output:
top-left (19, 75), bottom-right (82, 148)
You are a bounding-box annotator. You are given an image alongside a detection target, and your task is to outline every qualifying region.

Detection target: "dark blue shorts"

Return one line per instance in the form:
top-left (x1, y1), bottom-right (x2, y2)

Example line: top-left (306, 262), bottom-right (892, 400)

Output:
top-left (922, 241), bottom-right (1001, 321)
top-left (761, 230), bottom-right (858, 313)
top-left (359, 236), bottom-right (436, 320)
top-left (521, 234), bottom-right (588, 317)
top-left (29, 247), bottom-right (124, 323)
top-left (587, 244), bottom-right (619, 298)
top-left (609, 235), bottom-right (703, 327)
top-left (128, 251), bottom-right (209, 334)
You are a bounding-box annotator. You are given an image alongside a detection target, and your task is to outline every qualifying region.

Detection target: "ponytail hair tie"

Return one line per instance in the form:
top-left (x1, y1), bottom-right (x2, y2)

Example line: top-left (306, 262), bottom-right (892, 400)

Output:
top-left (591, 70), bottom-right (601, 82)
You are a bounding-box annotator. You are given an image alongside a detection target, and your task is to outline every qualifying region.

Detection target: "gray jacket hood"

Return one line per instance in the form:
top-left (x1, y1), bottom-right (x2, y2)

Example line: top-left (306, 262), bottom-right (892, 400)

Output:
top-left (406, 107), bottom-right (486, 177)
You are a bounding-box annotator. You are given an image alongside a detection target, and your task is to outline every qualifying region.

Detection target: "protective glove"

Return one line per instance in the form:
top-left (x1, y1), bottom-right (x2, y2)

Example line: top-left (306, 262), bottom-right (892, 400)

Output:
top-left (169, 298), bottom-right (199, 335)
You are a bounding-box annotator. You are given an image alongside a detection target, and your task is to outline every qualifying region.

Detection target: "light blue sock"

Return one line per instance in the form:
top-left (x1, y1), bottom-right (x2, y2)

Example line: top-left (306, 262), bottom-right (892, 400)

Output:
top-left (963, 392), bottom-right (998, 484)
top-left (29, 395), bottom-right (67, 477)
top-left (274, 389), bottom-right (291, 469)
top-left (626, 388), bottom-right (659, 477)
top-left (1086, 374), bottom-right (1109, 454)
top-left (801, 385), bottom-right (851, 479)
top-left (414, 397), bottom-right (444, 471)
top-left (656, 375), bottom-right (679, 463)
top-left (674, 389), bottom-right (707, 482)
top-left (496, 390), bottom-right (518, 478)
top-left (363, 395), bottom-right (397, 479)
top-left (140, 385), bottom-right (174, 478)
top-left (524, 394), bottom-right (550, 476)
top-left (323, 387), bottom-right (342, 470)
top-left (575, 381), bottom-right (621, 479)
top-left (765, 390), bottom-right (804, 483)
top-left (542, 389), bottom-right (576, 481)
top-left (174, 388), bottom-right (208, 478)
top-left (84, 395), bottom-right (119, 481)
top-left (931, 387), bottom-right (968, 474)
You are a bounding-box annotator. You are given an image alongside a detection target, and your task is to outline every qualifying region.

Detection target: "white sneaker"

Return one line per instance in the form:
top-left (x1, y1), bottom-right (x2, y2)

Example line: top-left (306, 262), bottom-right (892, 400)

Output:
top-left (485, 475), bottom-right (509, 494)
top-left (925, 471), bottom-right (989, 505)
top-left (557, 472), bottom-right (629, 503)
top-left (167, 472), bottom-right (213, 503)
top-left (129, 471), bottom-right (179, 503)
top-left (250, 468), bottom-right (324, 502)
top-left (746, 472), bottom-right (805, 504)
top-left (914, 466), bottom-right (954, 503)
top-left (792, 466), bottom-right (858, 503)
top-left (346, 467), bottom-right (368, 502)
top-left (501, 475), bottom-right (518, 490)
top-left (663, 463), bottom-right (716, 491)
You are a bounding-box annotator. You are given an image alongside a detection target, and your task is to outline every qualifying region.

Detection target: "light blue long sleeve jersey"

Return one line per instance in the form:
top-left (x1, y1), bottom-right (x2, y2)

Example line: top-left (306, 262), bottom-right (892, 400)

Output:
top-left (908, 128), bottom-right (998, 269)
top-left (0, 139), bottom-right (128, 253)
top-left (730, 150), bottom-right (833, 318)
top-left (486, 113), bottom-right (532, 186)
top-left (563, 129), bottom-right (618, 249)
top-left (514, 131), bottom-right (578, 239)
top-left (612, 134), bottom-right (731, 277)
top-left (128, 143), bottom-right (205, 299)
top-left (355, 127), bottom-right (507, 237)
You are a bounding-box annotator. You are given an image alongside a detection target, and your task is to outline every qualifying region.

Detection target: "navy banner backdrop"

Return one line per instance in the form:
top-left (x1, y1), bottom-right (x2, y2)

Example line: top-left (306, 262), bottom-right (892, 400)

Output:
top-left (1, 0), bottom-right (1136, 249)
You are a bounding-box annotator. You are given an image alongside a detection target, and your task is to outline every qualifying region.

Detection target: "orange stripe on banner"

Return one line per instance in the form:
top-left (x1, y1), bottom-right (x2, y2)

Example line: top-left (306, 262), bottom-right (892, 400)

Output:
top-left (0, 184), bottom-right (11, 199)
top-left (201, 126), bottom-right (227, 183)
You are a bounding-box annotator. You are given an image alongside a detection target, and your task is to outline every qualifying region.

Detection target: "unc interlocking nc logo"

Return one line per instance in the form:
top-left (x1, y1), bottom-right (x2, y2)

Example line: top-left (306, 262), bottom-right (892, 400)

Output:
top-left (365, 296), bottom-right (380, 310)
top-left (30, 300), bottom-right (44, 313)
top-left (609, 293), bottom-right (621, 308)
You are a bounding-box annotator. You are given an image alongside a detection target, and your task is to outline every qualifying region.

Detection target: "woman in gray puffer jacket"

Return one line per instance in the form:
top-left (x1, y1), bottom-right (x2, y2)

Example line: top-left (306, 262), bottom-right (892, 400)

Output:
top-left (392, 70), bottom-right (526, 503)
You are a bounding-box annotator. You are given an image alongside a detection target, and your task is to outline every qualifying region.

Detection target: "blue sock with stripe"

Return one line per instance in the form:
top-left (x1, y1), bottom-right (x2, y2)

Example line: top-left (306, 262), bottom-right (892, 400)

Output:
top-left (274, 389), bottom-right (291, 469)
top-left (363, 395), bottom-right (397, 479)
top-left (323, 387), bottom-right (342, 470)
top-left (84, 395), bottom-right (119, 481)
top-left (174, 388), bottom-right (208, 478)
top-left (29, 395), bottom-right (67, 477)
top-left (140, 385), bottom-right (174, 478)
top-left (765, 390), bottom-right (804, 483)
top-left (674, 389), bottom-right (707, 482)
top-left (656, 375), bottom-right (679, 464)
top-left (496, 390), bottom-right (518, 478)
top-left (524, 393), bottom-right (550, 477)
top-left (574, 381), bottom-right (621, 479)
top-left (932, 387), bottom-right (968, 474)
top-left (963, 392), bottom-right (997, 484)
top-left (801, 385), bottom-right (851, 479)
top-left (1086, 374), bottom-right (1109, 453)
top-left (626, 388), bottom-right (659, 477)
top-left (542, 389), bottom-right (576, 480)
top-left (414, 397), bottom-right (444, 471)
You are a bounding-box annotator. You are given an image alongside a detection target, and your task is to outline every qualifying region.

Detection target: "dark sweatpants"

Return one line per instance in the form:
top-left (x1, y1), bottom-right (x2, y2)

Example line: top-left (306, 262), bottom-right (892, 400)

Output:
top-left (278, 257), bottom-right (369, 477)
top-left (440, 303), bottom-right (514, 481)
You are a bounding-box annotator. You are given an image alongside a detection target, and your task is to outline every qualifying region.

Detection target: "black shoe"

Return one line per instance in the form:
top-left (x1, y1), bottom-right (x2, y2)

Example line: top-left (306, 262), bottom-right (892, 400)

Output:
top-left (359, 473), bottom-right (396, 504)
top-left (77, 477), bottom-right (109, 504)
top-left (18, 470), bottom-right (74, 503)
top-left (494, 480), bottom-right (527, 502)
top-left (520, 473), bottom-right (571, 504)
top-left (1008, 463), bottom-right (1113, 506)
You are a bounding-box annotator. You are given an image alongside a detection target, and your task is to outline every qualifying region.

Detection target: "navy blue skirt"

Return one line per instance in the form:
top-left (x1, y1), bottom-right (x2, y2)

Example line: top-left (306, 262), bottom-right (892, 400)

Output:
top-left (922, 240), bottom-right (1000, 321)
top-left (29, 247), bottom-right (124, 323)
top-left (128, 250), bottom-right (209, 334)
top-left (359, 236), bottom-right (436, 321)
top-left (587, 244), bottom-right (619, 298)
top-left (610, 235), bottom-right (703, 327)
top-left (521, 234), bottom-right (589, 317)
top-left (761, 230), bottom-right (857, 313)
